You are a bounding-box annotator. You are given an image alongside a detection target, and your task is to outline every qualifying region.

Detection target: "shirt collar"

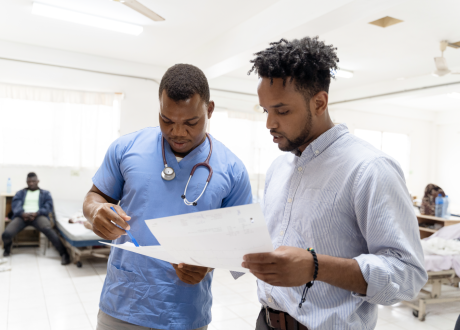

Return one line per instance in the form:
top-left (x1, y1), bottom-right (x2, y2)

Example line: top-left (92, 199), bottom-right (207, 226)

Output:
top-left (295, 123), bottom-right (349, 159)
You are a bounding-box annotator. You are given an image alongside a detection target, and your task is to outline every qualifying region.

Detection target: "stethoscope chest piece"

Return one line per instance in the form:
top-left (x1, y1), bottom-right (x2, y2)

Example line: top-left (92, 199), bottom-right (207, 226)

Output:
top-left (161, 133), bottom-right (213, 206)
top-left (161, 167), bottom-right (176, 181)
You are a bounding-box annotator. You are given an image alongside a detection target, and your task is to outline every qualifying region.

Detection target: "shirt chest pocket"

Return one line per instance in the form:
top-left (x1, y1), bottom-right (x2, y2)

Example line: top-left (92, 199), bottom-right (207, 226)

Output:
top-left (291, 188), bottom-right (336, 238)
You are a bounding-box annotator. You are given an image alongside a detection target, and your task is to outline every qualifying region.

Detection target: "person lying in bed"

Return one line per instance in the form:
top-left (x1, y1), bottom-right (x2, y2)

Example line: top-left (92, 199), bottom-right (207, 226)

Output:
top-left (2, 172), bottom-right (70, 265)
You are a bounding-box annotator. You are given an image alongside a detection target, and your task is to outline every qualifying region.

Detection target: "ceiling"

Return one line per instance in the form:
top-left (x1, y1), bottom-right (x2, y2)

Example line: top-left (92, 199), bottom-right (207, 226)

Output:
top-left (0, 0), bottom-right (460, 107)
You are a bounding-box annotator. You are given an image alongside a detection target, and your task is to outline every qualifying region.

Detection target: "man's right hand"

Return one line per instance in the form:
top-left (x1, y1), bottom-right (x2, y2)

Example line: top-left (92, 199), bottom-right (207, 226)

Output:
top-left (90, 204), bottom-right (131, 240)
top-left (22, 213), bottom-right (31, 221)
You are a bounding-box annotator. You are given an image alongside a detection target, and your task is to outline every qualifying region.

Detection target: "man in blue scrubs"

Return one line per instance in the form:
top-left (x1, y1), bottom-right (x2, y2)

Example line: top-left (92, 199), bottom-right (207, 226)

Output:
top-left (83, 64), bottom-right (253, 330)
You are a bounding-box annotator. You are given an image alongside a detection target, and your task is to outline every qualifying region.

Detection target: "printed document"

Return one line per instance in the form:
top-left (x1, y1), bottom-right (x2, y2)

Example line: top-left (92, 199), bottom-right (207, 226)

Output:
top-left (102, 203), bottom-right (273, 272)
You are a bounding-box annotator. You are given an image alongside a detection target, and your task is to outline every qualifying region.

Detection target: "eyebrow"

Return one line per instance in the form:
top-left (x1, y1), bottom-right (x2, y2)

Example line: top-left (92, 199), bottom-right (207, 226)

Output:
top-left (160, 113), bottom-right (200, 122)
top-left (269, 103), bottom-right (289, 108)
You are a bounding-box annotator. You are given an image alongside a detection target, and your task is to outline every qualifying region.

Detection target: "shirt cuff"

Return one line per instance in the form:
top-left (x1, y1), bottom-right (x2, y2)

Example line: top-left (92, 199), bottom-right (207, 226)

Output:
top-left (352, 254), bottom-right (399, 305)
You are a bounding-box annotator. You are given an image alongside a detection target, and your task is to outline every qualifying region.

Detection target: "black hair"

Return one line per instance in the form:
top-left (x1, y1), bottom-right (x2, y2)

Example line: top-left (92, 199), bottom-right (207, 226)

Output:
top-left (159, 64), bottom-right (210, 104)
top-left (248, 37), bottom-right (339, 97)
top-left (27, 172), bottom-right (37, 179)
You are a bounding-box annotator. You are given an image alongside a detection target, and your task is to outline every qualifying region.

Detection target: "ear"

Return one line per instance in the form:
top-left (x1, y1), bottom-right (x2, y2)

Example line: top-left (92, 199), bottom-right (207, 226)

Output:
top-left (312, 91), bottom-right (328, 116)
top-left (207, 101), bottom-right (215, 119)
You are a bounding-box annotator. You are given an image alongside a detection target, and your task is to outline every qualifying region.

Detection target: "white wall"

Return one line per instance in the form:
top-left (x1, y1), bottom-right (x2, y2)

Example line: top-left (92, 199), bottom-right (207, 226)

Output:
top-left (0, 40), bottom-right (456, 212)
top-left (329, 107), bottom-right (436, 200)
top-left (434, 110), bottom-right (460, 213)
top-left (0, 41), bottom-right (161, 201)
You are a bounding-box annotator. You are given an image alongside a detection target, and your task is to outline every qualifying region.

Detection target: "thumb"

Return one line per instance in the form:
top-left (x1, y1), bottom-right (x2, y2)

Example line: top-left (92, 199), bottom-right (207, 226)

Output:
top-left (114, 205), bottom-right (131, 221)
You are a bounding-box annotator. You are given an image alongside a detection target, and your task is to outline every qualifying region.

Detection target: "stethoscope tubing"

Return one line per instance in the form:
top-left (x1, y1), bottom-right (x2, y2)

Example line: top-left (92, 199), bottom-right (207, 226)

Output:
top-left (161, 133), bottom-right (213, 206)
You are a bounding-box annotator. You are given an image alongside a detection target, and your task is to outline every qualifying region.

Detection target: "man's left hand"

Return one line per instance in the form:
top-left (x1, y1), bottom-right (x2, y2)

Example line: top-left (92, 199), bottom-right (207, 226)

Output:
top-left (242, 246), bottom-right (314, 287)
top-left (171, 263), bottom-right (212, 285)
top-left (30, 212), bottom-right (37, 221)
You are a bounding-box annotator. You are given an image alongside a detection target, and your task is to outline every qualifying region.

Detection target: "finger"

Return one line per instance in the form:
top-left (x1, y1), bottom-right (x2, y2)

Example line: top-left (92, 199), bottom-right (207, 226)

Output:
top-left (113, 205), bottom-right (131, 221)
top-left (103, 206), bottom-right (130, 230)
top-left (93, 218), bottom-right (124, 239)
top-left (179, 264), bottom-right (209, 274)
top-left (93, 227), bottom-right (118, 240)
top-left (242, 262), bottom-right (279, 274)
top-left (176, 268), bottom-right (198, 284)
top-left (251, 272), bottom-right (279, 284)
top-left (243, 253), bottom-right (277, 264)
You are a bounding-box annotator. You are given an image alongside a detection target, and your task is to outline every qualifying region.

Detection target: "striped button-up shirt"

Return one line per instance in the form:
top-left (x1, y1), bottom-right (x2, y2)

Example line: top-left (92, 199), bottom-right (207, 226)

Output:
top-left (258, 124), bottom-right (427, 330)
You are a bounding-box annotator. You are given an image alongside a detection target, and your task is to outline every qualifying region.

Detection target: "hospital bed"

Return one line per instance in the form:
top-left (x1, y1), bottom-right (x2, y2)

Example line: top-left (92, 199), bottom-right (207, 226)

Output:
top-left (402, 223), bottom-right (460, 321)
top-left (52, 199), bottom-right (110, 267)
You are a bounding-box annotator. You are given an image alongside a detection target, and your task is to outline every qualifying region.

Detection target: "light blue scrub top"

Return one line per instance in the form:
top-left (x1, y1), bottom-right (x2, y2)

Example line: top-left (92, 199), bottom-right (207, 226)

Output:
top-left (93, 127), bottom-right (253, 330)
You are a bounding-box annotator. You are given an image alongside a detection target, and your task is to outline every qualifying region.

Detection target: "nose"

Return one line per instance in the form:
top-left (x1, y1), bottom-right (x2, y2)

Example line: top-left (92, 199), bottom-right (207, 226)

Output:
top-left (171, 124), bottom-right (187, 137)
top-left (266, 111), bottom-right (278, 130)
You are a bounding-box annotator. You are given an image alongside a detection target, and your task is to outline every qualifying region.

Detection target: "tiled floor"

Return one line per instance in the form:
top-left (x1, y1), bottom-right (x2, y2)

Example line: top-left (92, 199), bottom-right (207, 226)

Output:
top-left (0, 247), bottom-right (459, 330)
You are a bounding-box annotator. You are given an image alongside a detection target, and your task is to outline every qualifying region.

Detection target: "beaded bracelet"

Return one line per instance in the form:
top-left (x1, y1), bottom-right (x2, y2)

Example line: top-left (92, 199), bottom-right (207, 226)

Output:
top-left (299, 247), bottom-right (318, 308)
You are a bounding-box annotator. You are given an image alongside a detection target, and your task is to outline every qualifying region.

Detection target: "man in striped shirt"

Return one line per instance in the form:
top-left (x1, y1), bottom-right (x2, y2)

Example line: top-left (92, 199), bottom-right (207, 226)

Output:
top-left (242, 37), bottom-right (427, 330)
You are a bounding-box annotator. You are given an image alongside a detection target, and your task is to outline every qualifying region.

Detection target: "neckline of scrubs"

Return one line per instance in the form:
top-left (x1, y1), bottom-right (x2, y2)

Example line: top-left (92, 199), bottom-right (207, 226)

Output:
top-left (162, 134), bottom-right (212, 171)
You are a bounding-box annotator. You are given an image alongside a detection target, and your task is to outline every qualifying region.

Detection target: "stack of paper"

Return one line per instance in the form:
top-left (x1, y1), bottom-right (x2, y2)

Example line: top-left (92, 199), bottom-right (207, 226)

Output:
top-left (102, 203), bottom-right (273, 272)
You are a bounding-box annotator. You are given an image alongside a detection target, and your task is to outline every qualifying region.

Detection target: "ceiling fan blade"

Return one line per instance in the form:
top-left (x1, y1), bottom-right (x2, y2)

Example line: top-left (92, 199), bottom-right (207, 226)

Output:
top-left (116, 0), bottom-right (165, 21)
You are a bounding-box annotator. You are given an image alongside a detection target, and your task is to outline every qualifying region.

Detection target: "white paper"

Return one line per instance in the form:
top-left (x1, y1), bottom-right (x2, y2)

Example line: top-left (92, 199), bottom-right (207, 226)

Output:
top-left (100, 242), bottom-right (181, 264)
top-left (104, 204), bottom-right (273, 273)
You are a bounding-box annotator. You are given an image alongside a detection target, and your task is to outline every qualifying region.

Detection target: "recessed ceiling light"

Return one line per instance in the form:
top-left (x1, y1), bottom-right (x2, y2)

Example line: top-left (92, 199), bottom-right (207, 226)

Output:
top-left (333, 69), bottom-right (354, 79)
top-left (32, 2), bottom-right (143, 36)
top-left (369, 16), bottom-right (403, 28)
top-left (447, 92), bottom-right (460, 100)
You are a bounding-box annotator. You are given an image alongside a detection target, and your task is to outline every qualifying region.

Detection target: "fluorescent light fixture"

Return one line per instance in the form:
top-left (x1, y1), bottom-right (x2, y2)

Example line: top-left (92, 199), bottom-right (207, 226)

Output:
top-left (32, 2), bottom-right (143, 35)
top-left (447, 92), bottom-right (460, 100)
top-left (333, 69), bottom-right (354, 79)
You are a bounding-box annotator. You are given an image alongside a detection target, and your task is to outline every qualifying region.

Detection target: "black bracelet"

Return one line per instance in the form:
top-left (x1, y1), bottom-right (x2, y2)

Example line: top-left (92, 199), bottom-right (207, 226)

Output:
top-left (299, 247), bottom-right (318, 308)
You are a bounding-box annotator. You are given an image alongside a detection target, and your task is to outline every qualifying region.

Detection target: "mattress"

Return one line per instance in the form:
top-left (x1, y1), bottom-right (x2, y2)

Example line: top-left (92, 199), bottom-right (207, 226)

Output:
top-left (424, 255), bottom-right (460, 277)
top-left (54, 199), bottom-right (104, 242)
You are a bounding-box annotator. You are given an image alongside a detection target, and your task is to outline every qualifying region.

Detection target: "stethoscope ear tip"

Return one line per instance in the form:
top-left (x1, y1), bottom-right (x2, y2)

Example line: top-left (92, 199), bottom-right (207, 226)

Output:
top-left (193, 202), bottom-right (197, 206)
top-left (181, 195), bottom-right (185, 199)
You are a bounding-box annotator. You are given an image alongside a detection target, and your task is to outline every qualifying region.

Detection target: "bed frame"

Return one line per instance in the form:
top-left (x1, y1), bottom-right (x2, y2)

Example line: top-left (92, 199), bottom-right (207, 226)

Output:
top-left (57, 230), bottom-right (111, 267)
top-left (402, 270), bottom-right (460, 321)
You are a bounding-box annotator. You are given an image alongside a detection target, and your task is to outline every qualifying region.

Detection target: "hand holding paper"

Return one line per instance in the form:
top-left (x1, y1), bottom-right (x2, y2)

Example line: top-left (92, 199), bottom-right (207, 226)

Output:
top-left (102, 203), bottom-right (273, 273)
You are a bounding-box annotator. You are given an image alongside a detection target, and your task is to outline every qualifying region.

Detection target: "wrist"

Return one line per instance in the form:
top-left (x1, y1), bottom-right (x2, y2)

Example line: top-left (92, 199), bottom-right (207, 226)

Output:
top-left (303, 250), bottom-right (315, 283)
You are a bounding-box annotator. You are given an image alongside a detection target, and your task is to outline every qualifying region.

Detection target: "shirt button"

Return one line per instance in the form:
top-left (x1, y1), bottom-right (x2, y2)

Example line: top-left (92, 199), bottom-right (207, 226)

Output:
top-left (298, 167), bottom-right (303, 172)
top-left (268, 297), bottom-right (273, 303)
top-left (315, 150), bottom-right (319, 155)
top-left (287, 198), bottom-right (292, 203)
top-left (279, 230), bottom-right (284, 236)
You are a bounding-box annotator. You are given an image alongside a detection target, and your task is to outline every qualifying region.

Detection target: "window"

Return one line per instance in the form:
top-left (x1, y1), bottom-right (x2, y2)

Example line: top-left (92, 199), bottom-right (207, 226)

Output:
top-left (354, 129), bottom-right (410, 177)
top-left (209, 110), bottom-right (283, 201)
top-left (0, 84), bottom-right (120, 169)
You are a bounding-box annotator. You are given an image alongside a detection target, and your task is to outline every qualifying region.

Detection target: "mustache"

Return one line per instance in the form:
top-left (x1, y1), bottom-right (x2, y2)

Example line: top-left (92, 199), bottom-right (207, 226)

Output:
top-left (270, 130), bottom-right (284, 136)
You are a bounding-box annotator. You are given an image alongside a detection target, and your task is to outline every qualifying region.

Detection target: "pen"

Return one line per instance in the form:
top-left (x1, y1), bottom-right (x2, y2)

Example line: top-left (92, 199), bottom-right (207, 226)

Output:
top-left (110, 206), bottom-right (140, 247)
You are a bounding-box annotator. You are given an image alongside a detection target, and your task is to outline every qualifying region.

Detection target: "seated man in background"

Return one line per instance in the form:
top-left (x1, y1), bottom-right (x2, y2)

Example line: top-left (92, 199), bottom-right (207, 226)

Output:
top-left (2, 172), bottom-right (70, 265)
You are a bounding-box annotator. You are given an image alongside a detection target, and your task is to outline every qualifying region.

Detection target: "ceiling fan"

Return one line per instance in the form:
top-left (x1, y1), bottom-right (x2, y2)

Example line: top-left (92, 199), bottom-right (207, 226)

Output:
top-left (113, 0), bottom-right (165, 22)
top-left (433, 40), bottom-right (460, 77)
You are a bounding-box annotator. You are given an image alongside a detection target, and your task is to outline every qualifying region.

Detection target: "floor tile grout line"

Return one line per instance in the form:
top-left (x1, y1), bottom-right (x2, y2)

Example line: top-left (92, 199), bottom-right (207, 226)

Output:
top-left (36, 247), bottom-right (52, 330)
top-left (70, 258), bottom-right (99, 330)
top-left (5, 251), bottom-right (11, 329)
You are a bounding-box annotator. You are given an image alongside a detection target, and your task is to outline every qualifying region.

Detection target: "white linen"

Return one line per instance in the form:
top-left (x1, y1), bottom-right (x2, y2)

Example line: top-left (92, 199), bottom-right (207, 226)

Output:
top-left (421, 237), bottom-right (460, 256)
top-left (424, 255), bottom-right (453, 272)
top-left (54, 199), bottom-right (101, 241)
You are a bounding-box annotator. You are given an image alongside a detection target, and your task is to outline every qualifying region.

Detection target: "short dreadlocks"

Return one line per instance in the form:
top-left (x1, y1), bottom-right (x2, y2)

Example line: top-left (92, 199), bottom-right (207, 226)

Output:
top-left (248, 37), bottom-right (339, 97)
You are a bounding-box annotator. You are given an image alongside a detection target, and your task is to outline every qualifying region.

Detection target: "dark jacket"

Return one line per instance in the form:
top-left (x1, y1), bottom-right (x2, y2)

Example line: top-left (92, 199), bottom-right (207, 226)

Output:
top-left (11, 188), bottom-right (54, 220)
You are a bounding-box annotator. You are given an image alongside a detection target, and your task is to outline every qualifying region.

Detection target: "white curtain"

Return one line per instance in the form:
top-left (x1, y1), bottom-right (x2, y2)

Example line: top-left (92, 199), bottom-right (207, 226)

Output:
top-left (0, 83), bottom-right (121, 169)
top-left (209, 110), bottom-right (283, 201)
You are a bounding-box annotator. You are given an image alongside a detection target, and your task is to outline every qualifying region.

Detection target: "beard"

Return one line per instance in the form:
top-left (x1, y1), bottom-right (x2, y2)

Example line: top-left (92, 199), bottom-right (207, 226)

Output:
top-left (273, 105), bottom-right (313, 152)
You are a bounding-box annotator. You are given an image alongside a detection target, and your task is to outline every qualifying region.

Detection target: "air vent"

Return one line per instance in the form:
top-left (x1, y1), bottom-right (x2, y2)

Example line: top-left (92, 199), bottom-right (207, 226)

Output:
top-left (369, 16), bottom-right (403, 28)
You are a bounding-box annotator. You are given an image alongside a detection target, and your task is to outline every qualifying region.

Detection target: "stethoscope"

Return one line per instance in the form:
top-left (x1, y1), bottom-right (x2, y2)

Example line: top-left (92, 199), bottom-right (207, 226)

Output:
top-left (161, 133), bottom-right (213, 206)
